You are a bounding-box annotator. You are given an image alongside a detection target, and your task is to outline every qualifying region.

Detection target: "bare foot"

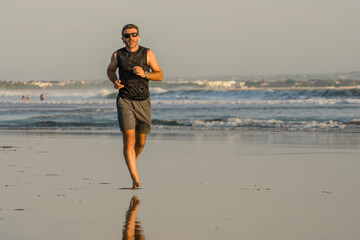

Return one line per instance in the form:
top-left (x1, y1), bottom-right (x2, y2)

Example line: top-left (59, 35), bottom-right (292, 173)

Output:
top-left (132, 182), bottom-right (141, 190)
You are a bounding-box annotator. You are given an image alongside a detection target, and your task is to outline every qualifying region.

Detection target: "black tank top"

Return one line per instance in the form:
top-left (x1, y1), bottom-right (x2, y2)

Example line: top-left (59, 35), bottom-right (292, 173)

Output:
top-left (116, 46), bottom-right (150, 100)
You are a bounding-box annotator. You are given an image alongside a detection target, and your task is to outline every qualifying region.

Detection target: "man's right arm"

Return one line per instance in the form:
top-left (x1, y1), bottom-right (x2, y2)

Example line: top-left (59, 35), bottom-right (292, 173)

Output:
top-left (107, 52), bottom-right (124, 89)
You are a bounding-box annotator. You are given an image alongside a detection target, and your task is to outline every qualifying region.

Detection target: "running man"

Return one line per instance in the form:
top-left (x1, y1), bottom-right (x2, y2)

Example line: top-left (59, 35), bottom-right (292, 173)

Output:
top-left (107, 24), bottom-right (163, 189)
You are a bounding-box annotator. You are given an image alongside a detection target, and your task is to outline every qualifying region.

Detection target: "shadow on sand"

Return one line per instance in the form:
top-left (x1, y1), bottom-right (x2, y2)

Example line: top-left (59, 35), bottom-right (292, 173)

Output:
top-left (118, 187), bottom-right (143, 190)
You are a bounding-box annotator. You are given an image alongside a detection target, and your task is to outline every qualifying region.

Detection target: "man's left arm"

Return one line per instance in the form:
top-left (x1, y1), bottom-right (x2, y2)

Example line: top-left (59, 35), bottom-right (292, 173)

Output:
top-left (132, 50), bottom-right (163, 81)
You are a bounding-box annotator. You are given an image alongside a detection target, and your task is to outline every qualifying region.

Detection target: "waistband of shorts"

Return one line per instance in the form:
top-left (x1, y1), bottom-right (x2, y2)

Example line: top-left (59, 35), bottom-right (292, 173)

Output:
top-left (117, 94), bottom-right (150, 102)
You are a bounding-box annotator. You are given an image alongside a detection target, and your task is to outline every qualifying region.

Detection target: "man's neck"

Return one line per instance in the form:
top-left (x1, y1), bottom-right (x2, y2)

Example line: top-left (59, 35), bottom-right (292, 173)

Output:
top-left (126, 45), bottom-right (140, 52)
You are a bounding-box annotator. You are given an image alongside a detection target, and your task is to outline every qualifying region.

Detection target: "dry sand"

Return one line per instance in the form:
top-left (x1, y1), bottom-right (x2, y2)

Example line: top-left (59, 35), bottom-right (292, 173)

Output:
top-left (1, 130), bottom-right (360, 240)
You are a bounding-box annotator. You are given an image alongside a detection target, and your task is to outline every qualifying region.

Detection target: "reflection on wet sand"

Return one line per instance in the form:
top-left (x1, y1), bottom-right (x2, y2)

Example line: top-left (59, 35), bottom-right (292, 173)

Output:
top-left (122, 196), bottom-right (145, 240)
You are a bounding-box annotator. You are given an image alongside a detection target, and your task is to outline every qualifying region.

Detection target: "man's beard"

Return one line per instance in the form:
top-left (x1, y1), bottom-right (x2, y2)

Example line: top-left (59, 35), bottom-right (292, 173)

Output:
top-left (126, 39), bottom-right (138, 49)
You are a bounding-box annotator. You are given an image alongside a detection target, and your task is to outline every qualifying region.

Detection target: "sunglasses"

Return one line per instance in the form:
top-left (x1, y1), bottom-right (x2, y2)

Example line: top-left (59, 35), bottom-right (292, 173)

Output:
top-left (123, 33), bottom-right (139, 38)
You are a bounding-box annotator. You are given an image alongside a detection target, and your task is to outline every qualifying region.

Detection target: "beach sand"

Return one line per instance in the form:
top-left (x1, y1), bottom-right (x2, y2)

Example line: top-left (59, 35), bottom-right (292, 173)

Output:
top-left (1, 130), bottom-right (360, 240)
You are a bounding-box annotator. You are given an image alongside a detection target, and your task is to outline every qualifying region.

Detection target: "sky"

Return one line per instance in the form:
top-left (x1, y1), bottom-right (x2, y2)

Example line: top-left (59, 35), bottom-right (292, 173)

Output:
top-left (1, 0), bottom-right (359, 81)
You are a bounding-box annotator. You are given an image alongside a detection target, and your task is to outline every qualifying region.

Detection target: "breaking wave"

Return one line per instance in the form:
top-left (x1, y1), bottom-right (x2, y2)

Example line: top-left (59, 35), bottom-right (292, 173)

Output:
top-left (1, 86), bottom-right (360, 132)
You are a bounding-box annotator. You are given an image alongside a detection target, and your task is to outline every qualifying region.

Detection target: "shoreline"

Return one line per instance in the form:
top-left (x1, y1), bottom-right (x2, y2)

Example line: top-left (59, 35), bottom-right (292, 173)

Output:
top-left (1, 126), bottom-right (360, 135)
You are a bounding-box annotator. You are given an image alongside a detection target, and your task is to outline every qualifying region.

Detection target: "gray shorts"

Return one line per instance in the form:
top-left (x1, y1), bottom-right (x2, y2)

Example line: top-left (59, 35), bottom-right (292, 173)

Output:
top-left (116, 95), bottom-right (151, 133)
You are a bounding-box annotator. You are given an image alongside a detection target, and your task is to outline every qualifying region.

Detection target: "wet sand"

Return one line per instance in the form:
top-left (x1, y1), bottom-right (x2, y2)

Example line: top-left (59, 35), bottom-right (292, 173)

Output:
top-left (1, 130), bottom-right (360, 240)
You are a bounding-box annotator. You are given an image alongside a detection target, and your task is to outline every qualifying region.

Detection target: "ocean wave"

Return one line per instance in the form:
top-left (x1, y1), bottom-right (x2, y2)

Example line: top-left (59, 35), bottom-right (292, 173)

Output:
top-left (105, 88), bottom-right (360, 101)
top-left (151, 98), bottom-right (360, 106)
top-left (3, 88), bottom-right (360, 103)
top-left (150, 89), bottom-right (360, 100)
top-left (0, 115), bottom-right (117, 129)
top-left (0, 99), bottom-right (113, 106)
top-left (0, 89), bottom-right (116, 101)
top-left (150, 87), bottom-right (167, 94)
top-left (1, 115), bottom-right (358, 132)
top-left (1, 87), bottom-right (360, 133)
top-left (151, 117), bottom-right (354, 131)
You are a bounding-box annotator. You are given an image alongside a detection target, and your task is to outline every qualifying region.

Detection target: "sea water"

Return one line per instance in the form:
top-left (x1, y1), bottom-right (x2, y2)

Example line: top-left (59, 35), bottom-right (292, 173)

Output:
top-left (1, 80), bottom-right (360, 132)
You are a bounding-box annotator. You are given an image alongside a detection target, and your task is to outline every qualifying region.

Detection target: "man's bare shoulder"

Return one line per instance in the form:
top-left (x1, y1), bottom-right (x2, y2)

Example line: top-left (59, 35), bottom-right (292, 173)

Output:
top-left (146, 49), bottom-right (158, 60)
top-left (147, 49), bottom-right (155, 55)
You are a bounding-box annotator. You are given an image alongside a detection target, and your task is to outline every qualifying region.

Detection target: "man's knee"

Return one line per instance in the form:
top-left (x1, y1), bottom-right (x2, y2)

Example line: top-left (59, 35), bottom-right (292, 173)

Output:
top-left (135, 132), bottom-right (147, 149)
top-left (135, 140), bottom-right (146, 150)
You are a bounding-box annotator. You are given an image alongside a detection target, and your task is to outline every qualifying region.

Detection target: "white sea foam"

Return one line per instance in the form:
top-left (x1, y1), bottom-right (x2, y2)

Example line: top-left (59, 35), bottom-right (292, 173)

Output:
top-left (99, 88), bottom-right (112, 97)
top-left (151, 117), bottom-right (349, 131)
top-left (151, 98), bottom-right (360, 106)
top-left (150, 87), bottom-right (167, 94)
top-left (0, 90), bottom-right (20, 97)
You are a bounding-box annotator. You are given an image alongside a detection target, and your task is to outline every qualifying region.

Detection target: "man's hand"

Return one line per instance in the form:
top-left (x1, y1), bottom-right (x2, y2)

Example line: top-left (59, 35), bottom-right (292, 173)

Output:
top-left (133, 66), bottom-right (146, 78)
top-left (114, 80), bottom-right (124, 89)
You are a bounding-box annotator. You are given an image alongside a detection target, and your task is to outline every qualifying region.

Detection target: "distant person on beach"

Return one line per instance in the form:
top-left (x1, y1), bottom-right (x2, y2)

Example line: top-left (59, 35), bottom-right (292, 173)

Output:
top-left (107, 23), bottom-right (163, 190)
top-left (21, 95), bottom-right (25, 101)
top-left (26, 94), bottom-right (30, 100)
top-left (40, 93), bottom-right (45, 101)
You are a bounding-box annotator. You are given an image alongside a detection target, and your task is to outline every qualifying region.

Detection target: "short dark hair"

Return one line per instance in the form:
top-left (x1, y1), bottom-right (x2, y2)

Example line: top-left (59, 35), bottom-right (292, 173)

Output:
top-left (122, 24), bottom-right (139, 36)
